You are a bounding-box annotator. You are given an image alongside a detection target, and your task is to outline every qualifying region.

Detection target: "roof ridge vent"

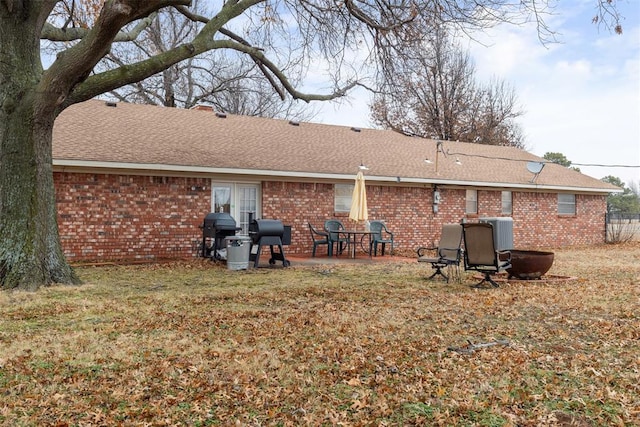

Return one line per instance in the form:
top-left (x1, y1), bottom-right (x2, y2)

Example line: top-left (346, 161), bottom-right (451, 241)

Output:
top-left (350, 127), bottom-right (361, 133)
top-left (215, 111), bottom-right (227, 118)
top-left (288, 120), bottom-right (300, 126)
top-left (105, 101), bottom-right (117, 107)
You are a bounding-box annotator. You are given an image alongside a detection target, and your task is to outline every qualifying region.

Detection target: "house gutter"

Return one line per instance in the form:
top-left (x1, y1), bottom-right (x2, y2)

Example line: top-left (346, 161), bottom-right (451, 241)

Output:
top-left (53, 159), bottom-right (621, 195)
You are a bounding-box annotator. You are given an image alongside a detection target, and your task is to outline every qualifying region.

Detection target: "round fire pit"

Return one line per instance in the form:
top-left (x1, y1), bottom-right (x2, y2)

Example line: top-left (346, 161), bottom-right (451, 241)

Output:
top-left (507, 250), bottom-right (555, 280)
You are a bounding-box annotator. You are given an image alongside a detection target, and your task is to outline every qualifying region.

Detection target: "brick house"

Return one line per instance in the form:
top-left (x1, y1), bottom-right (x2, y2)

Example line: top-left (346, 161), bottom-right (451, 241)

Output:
top-left (52, 100), bottom-right (619, 262)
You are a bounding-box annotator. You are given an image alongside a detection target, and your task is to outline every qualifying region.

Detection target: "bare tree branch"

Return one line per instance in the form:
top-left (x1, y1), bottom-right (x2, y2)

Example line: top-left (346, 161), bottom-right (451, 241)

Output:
top-left (592, 0), bottom-right (624, 34)
top-left (41, 14), bottom-right (159, 42)
top-left (371, 26), bottom-right (525, 147)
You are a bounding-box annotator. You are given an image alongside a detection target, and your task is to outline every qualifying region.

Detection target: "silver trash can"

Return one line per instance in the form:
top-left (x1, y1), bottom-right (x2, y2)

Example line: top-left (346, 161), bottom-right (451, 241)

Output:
top-left (225, 236), bottom-right (251, 270)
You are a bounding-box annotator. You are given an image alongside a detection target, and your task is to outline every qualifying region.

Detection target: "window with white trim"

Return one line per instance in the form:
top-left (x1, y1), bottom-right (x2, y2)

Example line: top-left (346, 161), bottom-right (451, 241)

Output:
top-left (501, 191), bottom-right (512, 215)
top-left (334, 184), bottom-right (354, 212)
top-left (466, 189), bottom-right (478, 214)
top-left (558, 193), bottom-right (576, 215)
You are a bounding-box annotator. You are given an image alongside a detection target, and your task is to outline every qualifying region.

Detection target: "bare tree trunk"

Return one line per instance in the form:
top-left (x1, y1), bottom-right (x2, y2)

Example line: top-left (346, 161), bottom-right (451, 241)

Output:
top-left (0, 106), bottom-right (80, 290)
top-left (0, 11), bottom-right (80, 291)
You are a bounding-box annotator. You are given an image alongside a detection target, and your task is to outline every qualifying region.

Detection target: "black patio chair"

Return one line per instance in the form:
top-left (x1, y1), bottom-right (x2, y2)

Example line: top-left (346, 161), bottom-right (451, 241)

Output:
top-left (308, 223), bottom-right (330, 257)
top-left (417, 223), bottom-right (463, 282)
top-left (324, 219), bottom-right (348, 257)
top-left (462, 223), bottom-right (511, 288)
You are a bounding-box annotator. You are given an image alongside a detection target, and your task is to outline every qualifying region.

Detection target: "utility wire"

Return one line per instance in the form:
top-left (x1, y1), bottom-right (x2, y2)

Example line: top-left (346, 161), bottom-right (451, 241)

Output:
top-left (570, 162), bottom-right (639, 168)
top-left (448, 151), bottom-right (639, 169)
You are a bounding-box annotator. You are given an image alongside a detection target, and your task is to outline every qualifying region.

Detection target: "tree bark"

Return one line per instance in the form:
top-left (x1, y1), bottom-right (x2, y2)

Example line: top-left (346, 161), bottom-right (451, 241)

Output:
top-left (0, 5), bottom-right (80, 290)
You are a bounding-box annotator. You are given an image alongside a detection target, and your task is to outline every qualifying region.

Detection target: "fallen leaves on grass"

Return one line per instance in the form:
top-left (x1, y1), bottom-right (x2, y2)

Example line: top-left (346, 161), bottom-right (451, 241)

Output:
top-left (1, 243), bottom-right (639, 425)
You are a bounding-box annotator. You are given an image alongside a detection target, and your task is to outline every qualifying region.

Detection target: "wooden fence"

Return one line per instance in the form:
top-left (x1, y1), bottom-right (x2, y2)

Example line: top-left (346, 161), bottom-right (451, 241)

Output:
top-left (606, 214), bottom-right (640, 242)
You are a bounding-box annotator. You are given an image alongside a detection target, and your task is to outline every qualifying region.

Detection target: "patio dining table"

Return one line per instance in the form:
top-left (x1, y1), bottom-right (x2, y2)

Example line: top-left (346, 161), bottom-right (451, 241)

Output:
top-left (336, 229), bottom-right (376, 259)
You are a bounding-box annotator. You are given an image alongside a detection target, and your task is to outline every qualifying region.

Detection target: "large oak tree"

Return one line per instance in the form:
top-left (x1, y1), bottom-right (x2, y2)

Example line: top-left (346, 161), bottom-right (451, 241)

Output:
top-left (0, 0), bottom-right (623, 290)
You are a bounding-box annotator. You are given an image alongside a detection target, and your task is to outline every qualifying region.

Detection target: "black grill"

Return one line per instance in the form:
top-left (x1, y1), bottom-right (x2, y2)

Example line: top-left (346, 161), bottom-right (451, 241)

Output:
top-left (200, 212), bottom-right (241, 259)
top-left (248, 218), bottom-right (290, 267)
top-left (249, 219), bottom-right (284, 243)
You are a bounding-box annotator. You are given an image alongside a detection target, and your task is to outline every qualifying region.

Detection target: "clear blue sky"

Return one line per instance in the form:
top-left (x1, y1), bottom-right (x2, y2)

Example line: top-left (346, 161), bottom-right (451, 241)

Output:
top-left (312, 1), bottom-right (640, 186)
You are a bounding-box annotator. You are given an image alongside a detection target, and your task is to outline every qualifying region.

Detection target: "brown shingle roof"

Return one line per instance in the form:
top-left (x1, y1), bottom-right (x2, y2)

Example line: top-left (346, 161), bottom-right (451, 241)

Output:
top-left (52, 99), bottom-right (618, 193)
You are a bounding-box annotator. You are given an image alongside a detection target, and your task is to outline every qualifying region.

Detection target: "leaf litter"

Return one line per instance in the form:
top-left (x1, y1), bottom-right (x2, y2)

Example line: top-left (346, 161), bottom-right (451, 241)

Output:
top-left (0, 243), bottom-right (639, 425)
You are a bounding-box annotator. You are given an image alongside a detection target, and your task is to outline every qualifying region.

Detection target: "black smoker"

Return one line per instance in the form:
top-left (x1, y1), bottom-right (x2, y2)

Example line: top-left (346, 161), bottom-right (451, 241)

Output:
top-left (200, 212), bottom-right (241, 260)
top-left (248, 216), bottom-right (291, 268)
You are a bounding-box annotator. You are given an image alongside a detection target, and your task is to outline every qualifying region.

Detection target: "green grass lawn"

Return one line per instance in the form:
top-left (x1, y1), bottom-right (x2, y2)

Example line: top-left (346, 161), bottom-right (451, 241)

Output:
top-left (1, 243), bottom-right (639, 426)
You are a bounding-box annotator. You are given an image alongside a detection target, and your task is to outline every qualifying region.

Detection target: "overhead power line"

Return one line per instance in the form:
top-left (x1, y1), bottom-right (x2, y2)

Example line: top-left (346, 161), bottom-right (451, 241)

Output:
top-left (570, 162), bottom-right (639, 168)
top-left (448, 151), bottom-right (639, 169)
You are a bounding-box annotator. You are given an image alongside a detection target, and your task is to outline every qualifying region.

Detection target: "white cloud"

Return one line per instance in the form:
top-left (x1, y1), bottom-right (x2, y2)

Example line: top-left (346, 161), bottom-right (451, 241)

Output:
top-left (554, 59), bottom-right (592, 77)
top-left (312, 1), bottom-right (640, 185)
top-left (505, 11), bottom-right (640, 185)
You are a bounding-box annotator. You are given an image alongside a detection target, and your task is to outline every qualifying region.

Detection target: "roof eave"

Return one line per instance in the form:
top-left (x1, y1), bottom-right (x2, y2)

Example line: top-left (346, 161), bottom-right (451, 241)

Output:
top-left (53, 159), bottom-right (621, 194)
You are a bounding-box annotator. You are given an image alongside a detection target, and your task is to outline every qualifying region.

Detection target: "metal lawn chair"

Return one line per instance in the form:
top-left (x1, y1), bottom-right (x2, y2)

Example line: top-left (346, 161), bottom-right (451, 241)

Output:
top-left (462, 222), bottom-right (511, 288)
top-left (417, 224), bottom-right (463, 282)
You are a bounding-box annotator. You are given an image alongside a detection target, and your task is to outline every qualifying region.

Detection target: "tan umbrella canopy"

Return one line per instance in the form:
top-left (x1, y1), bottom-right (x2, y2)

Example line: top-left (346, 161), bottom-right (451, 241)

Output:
top-left (349, 170), bottom-right (368, 225)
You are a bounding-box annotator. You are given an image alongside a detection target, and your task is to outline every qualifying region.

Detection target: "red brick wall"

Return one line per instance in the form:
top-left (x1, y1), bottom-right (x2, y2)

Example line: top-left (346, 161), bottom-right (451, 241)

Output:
top-left (263, 184), bottom-right (607, 255)
top-left (512, 192), bottom-right (606, 248)
top-left (55, 173), bottom-right (210, 261)
top-left (54, 172), bottom-right (608, 261)
top-left (261, 181), bottom-right (335, 254)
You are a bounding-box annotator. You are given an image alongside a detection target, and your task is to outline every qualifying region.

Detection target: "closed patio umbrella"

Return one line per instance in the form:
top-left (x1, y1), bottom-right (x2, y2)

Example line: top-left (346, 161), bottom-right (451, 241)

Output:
top-left (349, 170), bottom-right (368, 226)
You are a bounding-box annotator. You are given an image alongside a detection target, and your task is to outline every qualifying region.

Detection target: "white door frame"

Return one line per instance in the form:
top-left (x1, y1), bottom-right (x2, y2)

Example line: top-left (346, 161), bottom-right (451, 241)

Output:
top-left (210, 181), bottom-right (261, 235)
